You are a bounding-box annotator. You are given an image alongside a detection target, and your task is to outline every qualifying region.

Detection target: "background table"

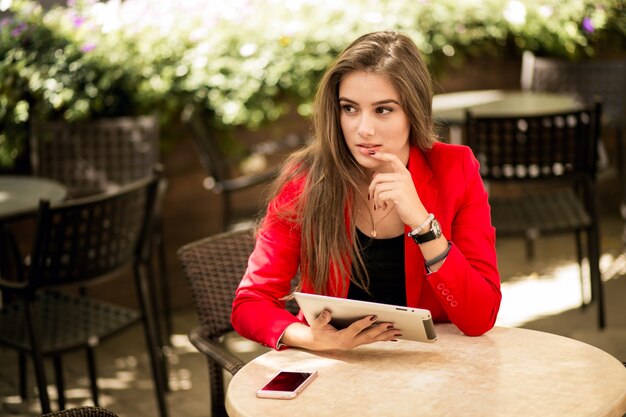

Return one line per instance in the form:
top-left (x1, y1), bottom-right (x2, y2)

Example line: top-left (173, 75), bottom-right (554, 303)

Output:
top-left (432, 90), bottom-right (582, 144)
top-left (433, 90), bottom-right (582, 123)
top-left (226, 324), bottom-right (626, 417)
top-left (0, 176), bottom-right (67, 223)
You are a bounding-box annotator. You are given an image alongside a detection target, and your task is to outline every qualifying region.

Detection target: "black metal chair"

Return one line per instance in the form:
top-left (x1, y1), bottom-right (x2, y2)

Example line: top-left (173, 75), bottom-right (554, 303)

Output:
top-left (464, 103), bottom-right (605, 329)
top-left (29, 115), bottom-right (172, 356)
top-left (181, 104), bottom-right (304, 231)
top-left (177, 226), bottom-right (300, 417)
top-left (41, 406), bottom-right (119, 417)
top-left (0, 174), bottom-right (169, 416)
top-left (521, 51), bottom-right (626, 238)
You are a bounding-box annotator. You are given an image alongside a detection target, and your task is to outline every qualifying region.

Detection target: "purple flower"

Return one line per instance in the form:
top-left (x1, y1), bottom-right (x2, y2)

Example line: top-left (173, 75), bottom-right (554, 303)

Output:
top-left (72, 15), bottom-right (86, 28)
top-left (11, 23), bottom-right (27, 38)
top-left (582, 17), bottom-right (594, 33)
top-left (80, 43), bottom-right (96, 53)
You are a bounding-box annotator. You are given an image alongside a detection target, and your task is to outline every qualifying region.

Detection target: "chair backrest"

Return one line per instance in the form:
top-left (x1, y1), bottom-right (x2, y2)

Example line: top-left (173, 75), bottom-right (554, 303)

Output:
top-left (464, 103), bottom-right (602, 183)
top-left (41, 406), bottom-right (119, 417)
top-left (520, 51), bottom-right (626, 129)
top-left (28, 173), bottom-right (160, 289)
top-left (177, 228), bottom-right (255, 339)
top-left (182, 105), bottom-right (242, 191)
top-left (30, 115), bottom-right (160, 197)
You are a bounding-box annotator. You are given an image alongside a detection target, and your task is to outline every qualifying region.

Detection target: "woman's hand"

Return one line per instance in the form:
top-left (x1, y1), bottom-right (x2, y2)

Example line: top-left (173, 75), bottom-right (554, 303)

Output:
top-left (368, 151), bottom-right (428, 229)
top-left (282, 310), bottom-right (400, 351)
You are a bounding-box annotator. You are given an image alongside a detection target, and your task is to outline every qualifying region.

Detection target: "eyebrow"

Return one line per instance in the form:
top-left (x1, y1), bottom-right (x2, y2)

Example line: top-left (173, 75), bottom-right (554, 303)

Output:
top-left (338, 97), bottom-right (401, 106)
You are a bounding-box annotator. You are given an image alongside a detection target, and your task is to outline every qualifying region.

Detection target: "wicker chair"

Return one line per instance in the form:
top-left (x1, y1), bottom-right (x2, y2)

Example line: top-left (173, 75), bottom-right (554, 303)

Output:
top-left (521, 51), bottom-right (626, 237)
top-left (41, 406), bottom-right (119, 417)
top-left (177, 228), bottom-right (253, 417)
top-left (182, 104), bottom-right (304, 231)
top-left (465, 103), bottom-right (605, 329)
top-left (29, 115), bottom-right (172, 361)
top-left (177, 227), bottom-right (299, 417)
top-left (0, 174), bottom-right (168, 416)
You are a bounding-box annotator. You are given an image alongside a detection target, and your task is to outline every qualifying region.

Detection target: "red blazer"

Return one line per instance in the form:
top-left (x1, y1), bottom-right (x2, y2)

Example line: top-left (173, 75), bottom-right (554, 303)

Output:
top-left (232, 143), bottom-right (501, 349)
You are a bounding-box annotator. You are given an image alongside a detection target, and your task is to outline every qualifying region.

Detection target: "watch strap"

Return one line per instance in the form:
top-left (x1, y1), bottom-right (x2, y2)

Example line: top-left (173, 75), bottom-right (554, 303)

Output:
top-left (409, 218), bottom-right (441, 244)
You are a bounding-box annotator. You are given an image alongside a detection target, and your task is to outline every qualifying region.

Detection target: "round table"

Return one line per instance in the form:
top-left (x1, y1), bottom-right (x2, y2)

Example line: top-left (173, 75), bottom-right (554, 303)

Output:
top-left (433, 89), bottom-right (582, 123)
top-left (225, 325), bottom-right (626, 417)
top-left (432, 90), bottom-right (583, 144)
top-left (0, 176), bottom-right (67, 223)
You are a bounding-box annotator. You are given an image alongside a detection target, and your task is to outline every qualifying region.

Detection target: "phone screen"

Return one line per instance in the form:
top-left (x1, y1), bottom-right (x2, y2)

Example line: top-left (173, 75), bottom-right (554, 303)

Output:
top-left (260, 371), bottom-right (314, 392)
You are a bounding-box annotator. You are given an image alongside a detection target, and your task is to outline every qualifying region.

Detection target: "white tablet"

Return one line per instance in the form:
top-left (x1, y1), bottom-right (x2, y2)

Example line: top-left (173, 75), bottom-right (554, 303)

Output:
top-left (293, 292), bottom-right (437, 343)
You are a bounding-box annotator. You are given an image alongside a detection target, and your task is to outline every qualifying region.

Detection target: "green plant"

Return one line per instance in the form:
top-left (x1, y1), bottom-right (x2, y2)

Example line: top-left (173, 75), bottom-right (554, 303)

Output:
top-left (1, 0), bottom-right (624, 168)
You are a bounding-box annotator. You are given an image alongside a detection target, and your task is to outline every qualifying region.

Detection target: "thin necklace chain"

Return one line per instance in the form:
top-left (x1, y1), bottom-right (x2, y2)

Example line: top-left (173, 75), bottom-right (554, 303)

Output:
top-left (357, 203), bottom-right (395, 238)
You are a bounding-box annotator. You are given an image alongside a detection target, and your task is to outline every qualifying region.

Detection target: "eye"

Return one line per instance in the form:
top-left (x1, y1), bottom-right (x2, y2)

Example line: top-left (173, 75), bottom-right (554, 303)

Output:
top-left (341, 105), bottom-right (357, 114)
top-left (376, 106), bottom-right (392, 115)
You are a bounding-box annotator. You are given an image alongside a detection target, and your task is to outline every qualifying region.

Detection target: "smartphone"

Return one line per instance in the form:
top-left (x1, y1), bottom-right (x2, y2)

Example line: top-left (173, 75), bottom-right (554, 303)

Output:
top-left (255, 370), bottom-right (318, 399)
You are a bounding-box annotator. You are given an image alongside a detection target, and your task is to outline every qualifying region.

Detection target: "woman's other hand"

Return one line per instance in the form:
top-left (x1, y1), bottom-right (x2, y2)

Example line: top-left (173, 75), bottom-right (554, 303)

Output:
top-left (282, 310), bottom-right (400, 351)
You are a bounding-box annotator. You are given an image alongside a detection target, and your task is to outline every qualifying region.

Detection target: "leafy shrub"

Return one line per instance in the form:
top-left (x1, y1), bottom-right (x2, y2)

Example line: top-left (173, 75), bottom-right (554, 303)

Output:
top-left (1, 0), bottom-right (624, 167)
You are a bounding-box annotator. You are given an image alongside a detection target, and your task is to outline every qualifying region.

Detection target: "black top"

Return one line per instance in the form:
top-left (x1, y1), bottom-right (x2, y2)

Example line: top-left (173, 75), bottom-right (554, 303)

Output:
top-left (347, 228), bottom-right (406, 306)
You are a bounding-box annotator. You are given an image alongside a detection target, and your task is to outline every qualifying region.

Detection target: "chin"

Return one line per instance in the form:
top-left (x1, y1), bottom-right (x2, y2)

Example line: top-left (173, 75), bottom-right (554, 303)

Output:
top-left (354, 156), bottom-right (380, 170)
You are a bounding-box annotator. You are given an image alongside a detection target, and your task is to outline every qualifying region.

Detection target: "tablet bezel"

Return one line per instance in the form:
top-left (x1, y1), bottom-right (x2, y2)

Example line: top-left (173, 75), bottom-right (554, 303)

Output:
top-left (293, 292), bottom-right (437, 343)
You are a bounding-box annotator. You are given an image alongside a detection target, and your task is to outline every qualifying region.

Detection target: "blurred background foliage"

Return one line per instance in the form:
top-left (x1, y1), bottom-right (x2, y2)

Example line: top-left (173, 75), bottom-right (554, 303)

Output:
top-left (0, 0), bottom-right (624, 168)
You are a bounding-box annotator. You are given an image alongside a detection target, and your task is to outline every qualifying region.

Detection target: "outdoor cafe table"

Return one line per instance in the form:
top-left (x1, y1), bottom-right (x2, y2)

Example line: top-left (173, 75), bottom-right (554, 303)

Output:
top-left (432, 90), bottom-right (582, 143)
top-left (225, 324), bottom-right (626, 417)
top-left (0, 176), bottom-right (67, 223)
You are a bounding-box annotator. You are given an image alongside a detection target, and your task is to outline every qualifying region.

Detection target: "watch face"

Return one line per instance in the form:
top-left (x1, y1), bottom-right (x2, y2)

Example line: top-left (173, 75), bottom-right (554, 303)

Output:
top-left (412, 217), bottom-right (442, 244)
top-left (432, 219), bottom-right (442, 238)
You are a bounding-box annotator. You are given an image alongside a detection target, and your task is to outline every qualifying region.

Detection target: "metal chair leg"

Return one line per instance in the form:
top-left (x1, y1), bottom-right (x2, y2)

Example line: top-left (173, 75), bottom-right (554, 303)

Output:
top-left (156, 222), bottom-right (172, 346)
top-left (134, 264), bottom-right (169, 417)
top-left (86, 347), bottom-right (99, 407)
top-left (614, 127), bottom-right (626, 244)
top-left (19, 352), bottom-right (27, 400)
top-left (146, 256), bottom-right (170, 393)
top-left (587, 224), bottom-right (605, 329)
top-left (24, 301), bottom-right (51, 414)
top-left (574, 230), bottom-right (587, 308)
top-left (53, 355), bottom-right (65, 410)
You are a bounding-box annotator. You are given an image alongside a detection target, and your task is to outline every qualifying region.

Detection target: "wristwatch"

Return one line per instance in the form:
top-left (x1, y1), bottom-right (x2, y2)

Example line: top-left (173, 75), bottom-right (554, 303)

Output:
top-left (410, 217), bottom-right (442, 244)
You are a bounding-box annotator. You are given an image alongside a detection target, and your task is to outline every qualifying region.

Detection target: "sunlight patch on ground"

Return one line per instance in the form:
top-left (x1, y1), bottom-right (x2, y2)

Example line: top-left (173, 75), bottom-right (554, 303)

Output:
top-left (496, 264), bottom-right (584, 327)
top-left (171, 334), bottom-right (197, 353)
top-left (496, 252), bottom-right (624, 328)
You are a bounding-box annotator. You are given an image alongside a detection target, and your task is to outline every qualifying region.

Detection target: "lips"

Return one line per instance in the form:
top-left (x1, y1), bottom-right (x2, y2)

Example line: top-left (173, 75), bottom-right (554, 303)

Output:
top-left (357, 144), bottom-right (381, 155)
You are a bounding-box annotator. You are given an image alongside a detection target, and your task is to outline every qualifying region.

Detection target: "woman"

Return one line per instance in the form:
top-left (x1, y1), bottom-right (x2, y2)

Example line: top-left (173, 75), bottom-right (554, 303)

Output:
top-left (231, 31), bottom-right (501, 351)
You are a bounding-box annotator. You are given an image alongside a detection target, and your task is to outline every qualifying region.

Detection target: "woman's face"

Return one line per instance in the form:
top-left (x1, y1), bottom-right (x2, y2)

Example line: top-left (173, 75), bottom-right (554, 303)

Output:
top-left (338, 71), bottom-right (411, 172)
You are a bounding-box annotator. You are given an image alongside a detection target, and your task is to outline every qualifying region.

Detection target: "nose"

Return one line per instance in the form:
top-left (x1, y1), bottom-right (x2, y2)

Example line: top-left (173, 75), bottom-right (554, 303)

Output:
top-left (357, 115), bottom-right (375, 138)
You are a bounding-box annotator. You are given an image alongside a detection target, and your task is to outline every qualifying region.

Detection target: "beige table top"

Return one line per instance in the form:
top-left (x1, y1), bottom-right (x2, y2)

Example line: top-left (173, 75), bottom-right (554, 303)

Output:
top-left (432, 89), bottom-right (582, 124)
top-left (226, 324), bottom-right (626, 417)
top-left (0, 176), bottom-right (67, 223)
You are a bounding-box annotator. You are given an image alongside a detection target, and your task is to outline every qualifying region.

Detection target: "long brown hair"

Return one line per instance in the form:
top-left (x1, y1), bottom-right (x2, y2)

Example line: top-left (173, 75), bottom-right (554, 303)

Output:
top-left (267, 31), bottom-right (437, 295)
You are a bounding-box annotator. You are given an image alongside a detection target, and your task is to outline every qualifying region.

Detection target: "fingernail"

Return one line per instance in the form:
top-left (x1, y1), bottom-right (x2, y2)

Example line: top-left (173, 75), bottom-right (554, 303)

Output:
top-left (370, 315), bottom-right (378, 322)
top-left (368, 150), bottom-right (376, 155)
top-left (320, 311), bottom-right (327, 319)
